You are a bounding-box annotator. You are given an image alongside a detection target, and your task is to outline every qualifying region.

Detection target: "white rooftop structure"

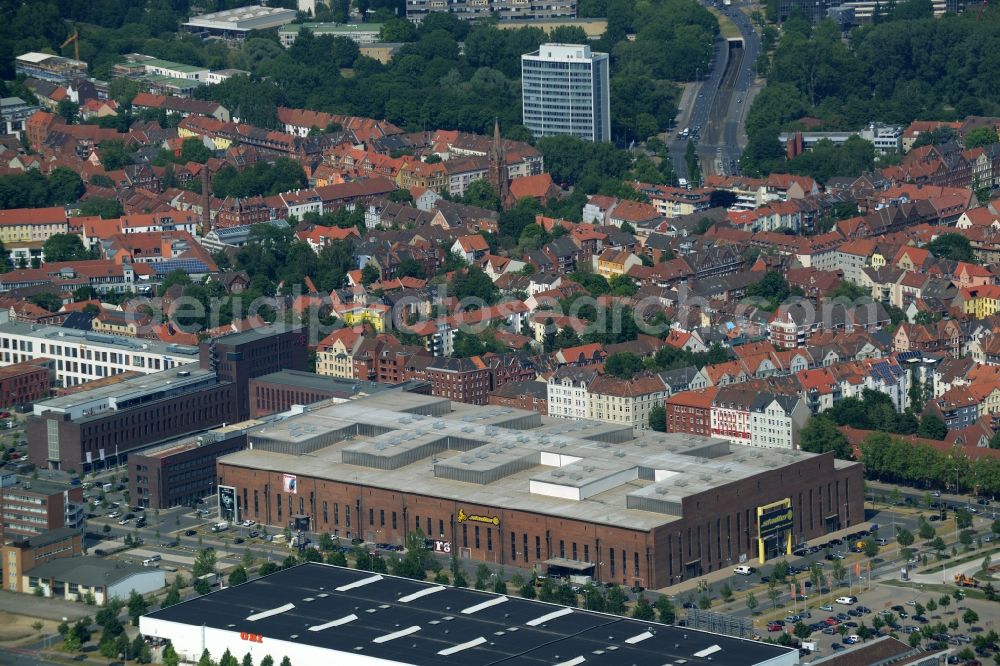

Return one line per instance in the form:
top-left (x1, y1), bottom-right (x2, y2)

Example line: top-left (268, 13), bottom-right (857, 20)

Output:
top-left (183, 5), bottom-right (298, 33)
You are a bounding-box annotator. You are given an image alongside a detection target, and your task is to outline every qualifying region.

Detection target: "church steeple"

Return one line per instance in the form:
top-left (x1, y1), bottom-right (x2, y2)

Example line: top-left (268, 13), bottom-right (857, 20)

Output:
top-left (489, 119), bottom-right (514, 210)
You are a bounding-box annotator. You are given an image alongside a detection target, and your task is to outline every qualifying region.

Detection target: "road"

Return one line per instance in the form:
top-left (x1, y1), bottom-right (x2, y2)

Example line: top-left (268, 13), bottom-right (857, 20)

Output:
top-left (669, 1), bottom-right (763, 182)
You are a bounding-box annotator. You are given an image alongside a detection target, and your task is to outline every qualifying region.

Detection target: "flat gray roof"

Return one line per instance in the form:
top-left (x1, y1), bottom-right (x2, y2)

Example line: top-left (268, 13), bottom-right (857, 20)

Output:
top-left (35, 366), bottom-right (216, 414)
top-left (0, 321), bottom-right (201, 358)
top-left (219, 394), bottom-right (845, 531)
top-left (28, 557), bottom-right (153, 587)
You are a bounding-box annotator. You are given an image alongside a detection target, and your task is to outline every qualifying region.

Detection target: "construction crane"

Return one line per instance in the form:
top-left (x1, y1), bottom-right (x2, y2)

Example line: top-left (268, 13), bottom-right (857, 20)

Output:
top-left (61, 28), bottom-right (80, 61)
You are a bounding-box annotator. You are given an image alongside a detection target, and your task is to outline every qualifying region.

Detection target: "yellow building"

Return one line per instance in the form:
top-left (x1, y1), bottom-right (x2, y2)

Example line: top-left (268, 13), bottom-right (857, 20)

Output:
top-left (0, 206), bottom-right (69, 244)
top-left (961, 285), bottom-right (1000, 319)
top-left (177, 126), bottom-right (231, 150)
top-left (594, 248), bottom-right (642, 279)
top-left (339, 304), bottom-right (389, 332)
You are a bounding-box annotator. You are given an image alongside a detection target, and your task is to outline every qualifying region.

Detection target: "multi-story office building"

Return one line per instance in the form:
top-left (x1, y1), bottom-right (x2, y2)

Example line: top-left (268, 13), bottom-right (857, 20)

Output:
top-left (1, 479), bottom-right (85, 542)
top-left (521, 44), bottom-right (610, 143)
top-left (406, 0), bottom-right (576, 22)
top-left (1, 528), bottom-right (83, 593)
top-left (200, 327), bottom-right (310, 422)
top-left (0, 322), bottom-right (199, 389)
top-left (129, 430), bottom-right (247, 510)
top-left (26, 366), bottom-right (237, 472)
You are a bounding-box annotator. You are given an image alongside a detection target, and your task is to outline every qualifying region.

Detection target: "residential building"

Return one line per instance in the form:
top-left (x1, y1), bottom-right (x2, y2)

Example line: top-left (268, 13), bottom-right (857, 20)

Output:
top-left (546, 366), bottom-right (597, 420)
top-left (587, 372), bottom-right (667, 430)
top-left (664, 387), bottom-right (718, 437)
top-left (488, 380), bottom-right (549, 415)
top-left (749, 394), bottom-right (810, 450)
top-left (0, 207), bottom-right (69, 244)
top-left (521, 44), bottom-right (610, 143)
top-left (315, 328), bottom-right (364, 379)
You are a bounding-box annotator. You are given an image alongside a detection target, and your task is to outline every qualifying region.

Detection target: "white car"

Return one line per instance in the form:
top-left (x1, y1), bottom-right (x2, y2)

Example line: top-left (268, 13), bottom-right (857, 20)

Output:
top-left (242, 520), bottom-right (255, 527)
top-left (836, 596), bottom-right (857, 605)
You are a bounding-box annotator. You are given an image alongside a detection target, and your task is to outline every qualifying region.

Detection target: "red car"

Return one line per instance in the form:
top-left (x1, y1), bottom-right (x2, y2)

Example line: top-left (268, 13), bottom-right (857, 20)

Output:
top-left (825, 617), bottom-right (840, 626)
top-left (767, 623), bottom-right (784, 632)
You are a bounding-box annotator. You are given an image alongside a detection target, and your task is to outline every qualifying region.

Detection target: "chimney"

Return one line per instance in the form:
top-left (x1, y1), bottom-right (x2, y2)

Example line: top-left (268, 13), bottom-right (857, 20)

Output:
top-left (201, 166), bottom-right (211, 232)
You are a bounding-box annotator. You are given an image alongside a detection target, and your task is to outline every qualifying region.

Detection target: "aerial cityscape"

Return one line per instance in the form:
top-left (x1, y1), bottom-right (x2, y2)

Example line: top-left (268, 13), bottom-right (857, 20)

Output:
top-left (0, 0), bottom-right (998, 664)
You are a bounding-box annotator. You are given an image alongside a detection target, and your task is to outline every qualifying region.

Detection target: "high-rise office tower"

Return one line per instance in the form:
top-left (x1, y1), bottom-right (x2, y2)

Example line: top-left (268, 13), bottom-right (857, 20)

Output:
top-left (521, 43), bottom-right (611, 143)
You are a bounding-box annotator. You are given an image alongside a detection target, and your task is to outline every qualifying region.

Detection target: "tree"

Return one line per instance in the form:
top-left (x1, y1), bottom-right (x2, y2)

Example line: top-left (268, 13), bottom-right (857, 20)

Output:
top-left (127, 590), bottom-right (149, 626)
top-left (193, 548), bottom-right (217, 577)
top-left (745, 591), bottom-right (758, 613)
top-left (198, 649), bottom-right (214, 666)
top-left (280, 657), bottom-right (292, 666)
top-left (926, 234), bottom-right (974, 263)
top-left (799, 415), bottom-right (853, 458)
top-left (163, 644), bottom-right (180, 666)
top-left (98, 140), bottom-right (130, 170)
top-left (28, 292), bottom-right (62, 313)
top-left (48, 167), bottom-right (85, 204)
top-left (180, 137), bottom-right (213, 164)
top-left (42, 233), bottom-right (91, 262)
top-left (964, 127), bottom-right (999, 150)
top-left (746, 271), bottom-right (790, 307)
top-left (605, 585), bottom-right (627, 614)
top-left (261, 657), bottom-right (275, 666)
top-left (631, 594), bottom-right (655, 620)
top-left (767, 578), bottom-right (781, 608)
top-left (649, 404), bottom-right (667, 432)
top-left (654, 596), bottom-right (675, 624)
top-left (161, 581), bottom-right (181, 608)
top-left (228, 565), bottom-right (248, 586)
top-left (832, 558), bottom-right (846, 585)
top-left (57, 99), bottom-right (79, 124)
top-left (361, 263), bottom-right (380, 285)
top-left (604, 352), bottom-right (645, 378)
top-left (78, 197), bottom-right (124, 219)
top-left (956, 508), bottom-right (973, 529)
top-left (918, 519), bottom-right (936, 540)
top-left (917, 414), bottom-right (948, 440)
top-left (794, 621), bottom-right (811, 639)
top-left (863, 538), bottom-right (879, 558)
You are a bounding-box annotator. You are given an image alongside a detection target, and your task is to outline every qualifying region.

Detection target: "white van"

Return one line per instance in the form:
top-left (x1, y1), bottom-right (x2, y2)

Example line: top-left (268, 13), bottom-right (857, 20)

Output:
top-left (142, 555), bottom-right (161, 566)
top-left (733, 565), bottom-right (755, 575)
top-left (102, 483), bottom-right (113, 492)
top-left (836, 596), bottom-right (857, 605)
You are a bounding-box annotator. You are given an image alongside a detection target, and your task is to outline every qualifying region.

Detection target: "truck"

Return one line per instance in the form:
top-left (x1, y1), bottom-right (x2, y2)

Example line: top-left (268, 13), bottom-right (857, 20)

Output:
top-left (210, 522), bottom-right (228, 533)
top-left (955, 574), bottom-right (979, 588)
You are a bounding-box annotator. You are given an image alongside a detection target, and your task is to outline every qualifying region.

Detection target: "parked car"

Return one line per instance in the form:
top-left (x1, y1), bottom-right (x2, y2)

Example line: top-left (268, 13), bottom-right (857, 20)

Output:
top-left (767, 622), bottom-right (784, 632)
top-left (819, 604), bottom-right (833, 612)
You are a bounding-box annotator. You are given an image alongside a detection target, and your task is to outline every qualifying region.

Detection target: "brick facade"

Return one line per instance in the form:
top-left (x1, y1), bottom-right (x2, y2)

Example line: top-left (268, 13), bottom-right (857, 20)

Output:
top-left (218, 451), bottom-right (863, 589)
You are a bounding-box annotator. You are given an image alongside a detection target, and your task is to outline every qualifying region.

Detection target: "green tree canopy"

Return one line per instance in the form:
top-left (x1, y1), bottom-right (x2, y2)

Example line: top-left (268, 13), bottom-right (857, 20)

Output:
top-left (43, 233), bottom-right (92, 262)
